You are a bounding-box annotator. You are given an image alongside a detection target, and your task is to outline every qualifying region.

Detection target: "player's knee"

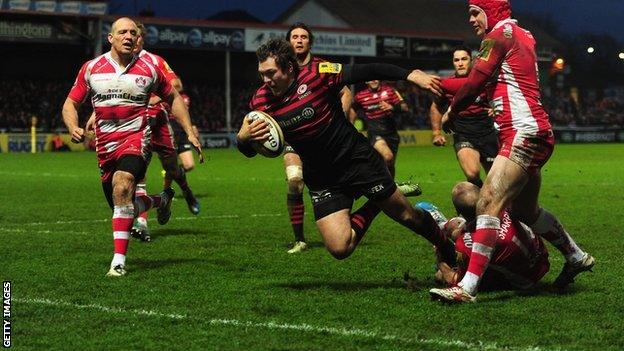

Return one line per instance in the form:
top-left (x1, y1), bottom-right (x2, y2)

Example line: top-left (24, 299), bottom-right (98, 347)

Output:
top-left (182, 162), bottom-right (194, 172)
top-left (112, 179), bottom-right (134, 203)
top-left (286, 165), bottom-right (304, 193)
top-left (327, 245), bottom-right (352, 260)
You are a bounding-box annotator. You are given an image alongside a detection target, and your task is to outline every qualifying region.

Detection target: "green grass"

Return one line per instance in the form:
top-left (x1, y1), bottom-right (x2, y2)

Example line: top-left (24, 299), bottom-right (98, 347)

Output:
top-left (1, 144), bottom-right (623, 350)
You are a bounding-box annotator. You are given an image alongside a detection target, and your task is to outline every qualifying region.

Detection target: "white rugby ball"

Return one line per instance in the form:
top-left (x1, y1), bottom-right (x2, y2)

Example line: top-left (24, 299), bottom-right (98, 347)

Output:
top-left (245, 110), bottom-right (285, 158)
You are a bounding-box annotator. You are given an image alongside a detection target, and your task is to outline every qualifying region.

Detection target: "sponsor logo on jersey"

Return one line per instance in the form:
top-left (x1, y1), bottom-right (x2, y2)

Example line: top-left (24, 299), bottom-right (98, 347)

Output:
top-left (318, 62), bottom-right (342, 74)
top-left (135, 77), bottom-right (147, 88)
top-left (277, 106), bottom-right (316, 129)
top-left (297, 84), bottom-right (307, 95)
top-left (503, 24), bottom-right (513, 39)
top-left (301, 107), bottom-right (315, 119)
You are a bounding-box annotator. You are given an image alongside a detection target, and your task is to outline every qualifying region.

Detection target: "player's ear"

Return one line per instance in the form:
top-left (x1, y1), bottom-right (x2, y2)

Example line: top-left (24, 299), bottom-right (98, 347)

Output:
top-left (107, 32), bottom-right (113, 45)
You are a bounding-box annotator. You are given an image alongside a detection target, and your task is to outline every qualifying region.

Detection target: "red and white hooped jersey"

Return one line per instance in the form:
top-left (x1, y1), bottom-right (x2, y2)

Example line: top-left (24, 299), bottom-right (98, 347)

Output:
top-left (68, 52), bottom-right (172, 157)
top-left (473, 19), bottom-right (552, 140)
top-left (139, 49), bottom-right (178, 113)
top-left (455, 210), bottom-right (550, 289)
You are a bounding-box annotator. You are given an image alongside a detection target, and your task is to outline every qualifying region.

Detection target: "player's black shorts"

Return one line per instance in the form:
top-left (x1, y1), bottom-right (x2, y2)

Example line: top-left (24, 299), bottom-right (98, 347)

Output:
top-left (368, 131), bottom-right (400, 156)
top-left (177, 142), bottom-right (192, 154)
top-left (453, 130), bottom-right (499, 164)
top-left (173, 129), bottom-right (193, 154)
top-left (305, 139), bottom-right (396, 220)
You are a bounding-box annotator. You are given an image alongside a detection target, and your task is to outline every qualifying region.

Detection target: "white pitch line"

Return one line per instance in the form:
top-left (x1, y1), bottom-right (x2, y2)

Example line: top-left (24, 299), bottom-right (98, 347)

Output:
top-left (14, 297), bottom-right (557, 351)
top-left (7, 213), bottom-right (282, 227)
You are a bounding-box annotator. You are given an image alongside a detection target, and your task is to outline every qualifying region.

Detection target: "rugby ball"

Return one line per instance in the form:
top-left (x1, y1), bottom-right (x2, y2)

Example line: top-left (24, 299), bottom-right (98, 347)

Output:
top-left (245, 110), bottom-right (285, 158)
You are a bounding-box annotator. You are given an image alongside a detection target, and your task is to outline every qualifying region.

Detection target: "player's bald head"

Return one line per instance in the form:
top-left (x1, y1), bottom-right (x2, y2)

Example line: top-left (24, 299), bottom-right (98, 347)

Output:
top-left (452, 181), bottom-right (480, 221)
top-left (110, 17), bottom-right (137, 34)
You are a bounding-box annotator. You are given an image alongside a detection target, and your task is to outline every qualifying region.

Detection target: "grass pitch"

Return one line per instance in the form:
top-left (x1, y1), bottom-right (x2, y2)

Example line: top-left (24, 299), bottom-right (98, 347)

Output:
top-left (1, 144), bottom-right (623, 350)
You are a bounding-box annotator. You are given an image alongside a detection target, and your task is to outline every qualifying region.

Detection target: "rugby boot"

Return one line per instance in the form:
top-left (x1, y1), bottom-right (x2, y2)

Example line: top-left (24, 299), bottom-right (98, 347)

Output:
top-left (183, 189), bottom-right (201, 215)
top-left (157, 188), bottom-right (175, 225)
top-left (106, 264), bottom-right (127, 277)
top-left (553, 253), bottom-right (595, 290)
top-left (429, 286), bottom-right (476, 303)
top-left (287, 241), bottom-right (308, 254)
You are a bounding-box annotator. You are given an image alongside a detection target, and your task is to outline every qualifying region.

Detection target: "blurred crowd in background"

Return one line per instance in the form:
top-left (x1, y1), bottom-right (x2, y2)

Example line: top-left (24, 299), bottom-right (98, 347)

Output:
top-left (1, 79), bottom-right (622, 132)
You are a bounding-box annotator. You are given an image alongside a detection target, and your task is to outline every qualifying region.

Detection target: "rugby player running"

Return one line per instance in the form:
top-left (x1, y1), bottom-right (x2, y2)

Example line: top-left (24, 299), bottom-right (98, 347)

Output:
top-left (429, 46), bottom-right (497, 187)
top-left (237, 39), bottom-right (456, 267)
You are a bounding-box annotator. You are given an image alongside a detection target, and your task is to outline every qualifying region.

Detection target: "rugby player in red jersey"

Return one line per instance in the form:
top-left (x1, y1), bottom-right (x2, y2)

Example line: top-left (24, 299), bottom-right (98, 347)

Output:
top-left (165, 89), bottom-right (199, 179)
top-left (430, 0), bottom-right (594, 302)
top-left (432, 182), bottom-right (550, 299)
top-left (130, 22), bottom-right (202, 241)
top-left (62, 18), bottom-right (202, 277)
top-left (351, 80), bottom-right (409, 179)
top-left (282, 23), bottom-right (354, 254)
top-left (237, 39), bottom-right (456, 267)
top-left (429, 46), bottom-right (497, 187)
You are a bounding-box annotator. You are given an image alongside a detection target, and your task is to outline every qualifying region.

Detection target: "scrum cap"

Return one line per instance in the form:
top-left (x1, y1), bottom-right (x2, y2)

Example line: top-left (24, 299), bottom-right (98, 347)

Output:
top-left (468, 0), bottom-right (512, 32)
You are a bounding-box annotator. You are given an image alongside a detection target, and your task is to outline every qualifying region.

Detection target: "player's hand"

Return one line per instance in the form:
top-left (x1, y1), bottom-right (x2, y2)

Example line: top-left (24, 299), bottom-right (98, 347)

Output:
top-left (188, 134), bottom-right (205, 164)
top-left (70, 127), bottom-right (85, 143)
top-left (441, 110), bottom-right (456, 134)
top-left (85, 115), bottom-right (96, 139)
top-left (435, 262), bottom-right (459, 286)
top-left (432, 134), bottom-right (446, 146)
top-left (379, 101), bottom-right (393, 112)
top-left (407, 70), bottom-right (443, 97)
top-left (240, 116), bottom-right (270, 142)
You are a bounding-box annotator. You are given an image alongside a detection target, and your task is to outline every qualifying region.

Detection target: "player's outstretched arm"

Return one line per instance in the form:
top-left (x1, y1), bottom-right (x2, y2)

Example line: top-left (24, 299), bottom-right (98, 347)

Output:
top-left (407, 70), bottom-right (443, 96)
top-left (62, 97), bottom-right (85, 143)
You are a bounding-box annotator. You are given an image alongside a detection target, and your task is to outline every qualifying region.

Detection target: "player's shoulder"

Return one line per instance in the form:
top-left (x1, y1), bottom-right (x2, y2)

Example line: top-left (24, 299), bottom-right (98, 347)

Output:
top-left (249, 85), bottom-right (271, 109)
top-left (317, 61), bottom-right (343, 75)
top-left (311, 55), bottom-right (327, 64)
top-left (83, 54), bottom-right (111, 75)
top-left (487, 20), bottom-right (520, 41)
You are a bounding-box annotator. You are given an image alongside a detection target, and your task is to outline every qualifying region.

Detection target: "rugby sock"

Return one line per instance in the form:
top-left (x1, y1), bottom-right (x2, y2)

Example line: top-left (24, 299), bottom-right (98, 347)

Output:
top-left (530, 208), bottom-right (585, 263)
top-left (163, 173), bottom-right (173, 189)
top-left (350, 201), bottom-right (381, 238)
top-left (459, 215), bottom-right (499, 295)
top-left (134, 194), bottom-right (162, 213)
top-left (171, 166), bottom-right (191, 193)
top-left (135, 183), bottom-right (150, 220)
top-left (111, 205), bottom-right (134, 267)
top-left (287, 193), bottom-right (305, 242)
top-left (416, 211), bottom-right (457, 265)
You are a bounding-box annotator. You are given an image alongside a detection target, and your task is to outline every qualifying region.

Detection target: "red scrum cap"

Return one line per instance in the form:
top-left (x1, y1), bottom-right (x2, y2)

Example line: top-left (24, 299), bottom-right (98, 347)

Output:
top-left (468, 0), bottom-right (512, 32)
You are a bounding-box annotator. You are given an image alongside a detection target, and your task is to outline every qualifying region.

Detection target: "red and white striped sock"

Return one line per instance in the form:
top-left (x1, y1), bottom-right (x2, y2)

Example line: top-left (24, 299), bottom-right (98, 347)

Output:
top-left (459, 215), bottom-right (499, 295)
top-left (111, 205), bottom-right (134, 267)
top-left (530, 208), bottom-right (585, 263)
top-left (134, 194), bottom-right (162, 214)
